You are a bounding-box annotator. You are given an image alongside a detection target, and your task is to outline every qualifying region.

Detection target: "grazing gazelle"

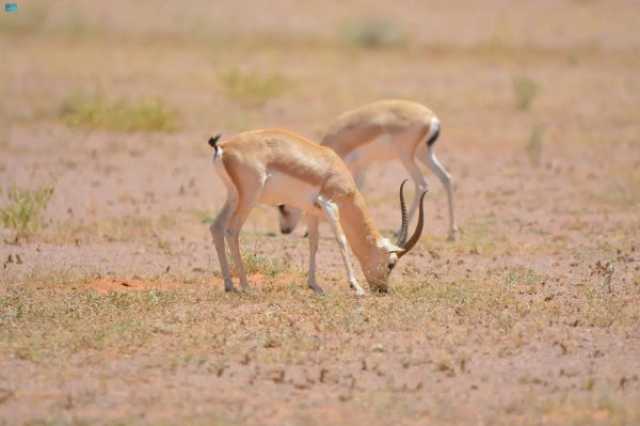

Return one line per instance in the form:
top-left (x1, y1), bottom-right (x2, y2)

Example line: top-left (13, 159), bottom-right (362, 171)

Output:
top-left (278, 99), bottom-right (457, 240)
top-left (208, 129), bottom-right (426, 295)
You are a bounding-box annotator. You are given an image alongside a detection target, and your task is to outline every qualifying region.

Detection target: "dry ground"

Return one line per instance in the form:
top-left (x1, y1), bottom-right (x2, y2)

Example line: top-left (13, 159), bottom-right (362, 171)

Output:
top-left (1, 1), bottom-right (640, 425)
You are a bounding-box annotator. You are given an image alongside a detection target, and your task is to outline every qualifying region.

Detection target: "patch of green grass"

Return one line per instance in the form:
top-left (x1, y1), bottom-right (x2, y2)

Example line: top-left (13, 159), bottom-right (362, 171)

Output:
top-left (218, 68), bottom-right (290, 106)
top-left (340, 18), bottom-right (407, 49)
top-left (513, 75), bottom-right (540, 111)
top-left (526, 125), bottom-right (545, 167)
top-left (59, 94), bottom-right (179, 133)
top-left (0, 186), bottom-right (54, 237)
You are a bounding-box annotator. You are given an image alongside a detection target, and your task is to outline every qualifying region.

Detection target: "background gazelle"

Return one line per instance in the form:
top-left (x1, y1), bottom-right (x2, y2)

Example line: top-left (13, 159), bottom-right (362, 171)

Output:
top-left (208, 129), bottom-right (426, 295)
top-left (278, 99), bottom-right (458, 240)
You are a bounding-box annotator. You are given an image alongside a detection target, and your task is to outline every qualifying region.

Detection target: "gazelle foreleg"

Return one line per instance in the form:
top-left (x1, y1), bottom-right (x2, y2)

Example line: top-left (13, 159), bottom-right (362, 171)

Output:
top-left (305, 215), bottom-right (324, 294)
top-left (316, 195), bottom-right (366, 296)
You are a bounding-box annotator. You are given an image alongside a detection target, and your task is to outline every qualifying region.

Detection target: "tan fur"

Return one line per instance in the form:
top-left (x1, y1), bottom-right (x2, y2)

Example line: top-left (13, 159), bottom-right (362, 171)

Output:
top-left (323, 99), bottom-right (436, 156)
top-left (219, 129), bottom-right (355, 200)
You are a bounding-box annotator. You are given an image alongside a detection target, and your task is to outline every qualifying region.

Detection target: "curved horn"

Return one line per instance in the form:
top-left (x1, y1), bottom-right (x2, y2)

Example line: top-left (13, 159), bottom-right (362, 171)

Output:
top-left (396, 180), bottom-right (409, 246)
top-left (397, 190), bottom-right (427, 259)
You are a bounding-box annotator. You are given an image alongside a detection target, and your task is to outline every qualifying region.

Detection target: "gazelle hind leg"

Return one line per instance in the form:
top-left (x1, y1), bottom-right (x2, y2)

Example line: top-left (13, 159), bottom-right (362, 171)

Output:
top-left (225, 186), bottom-right (263, 290)
top-left (426, 145), bottom-right (458, 241)
top-left (211, 198), bottom-right (237, 292)
top-left (305, 216), bottom-right (324, 294)
top-left (316, 195), bottom-right (365, 296)
top-left (353, 169), bottom-right (367, 190)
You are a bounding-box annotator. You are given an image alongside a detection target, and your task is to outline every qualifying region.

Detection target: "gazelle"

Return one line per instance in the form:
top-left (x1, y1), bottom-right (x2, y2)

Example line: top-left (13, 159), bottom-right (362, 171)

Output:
top-left (278, 99), bottom-right (458, 240)
top-left (208, 129), bottom-right (426, 295)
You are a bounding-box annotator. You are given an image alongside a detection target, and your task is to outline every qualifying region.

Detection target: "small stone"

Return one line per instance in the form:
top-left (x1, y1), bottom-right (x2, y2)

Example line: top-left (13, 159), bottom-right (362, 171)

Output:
top-left (371, 343), bottom-right (385, 353)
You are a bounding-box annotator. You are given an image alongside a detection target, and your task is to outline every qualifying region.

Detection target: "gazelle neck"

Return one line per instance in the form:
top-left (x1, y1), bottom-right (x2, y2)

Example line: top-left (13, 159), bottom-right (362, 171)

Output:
top-left (322, 125), bottom-right (384, 159)
top-left (335, 192), bottom-right (384, 269)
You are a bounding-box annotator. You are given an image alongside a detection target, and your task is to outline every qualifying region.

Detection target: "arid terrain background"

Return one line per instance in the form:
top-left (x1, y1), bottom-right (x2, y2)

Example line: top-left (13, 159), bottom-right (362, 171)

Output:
top-left (1, 1), bottom-right (639, 425)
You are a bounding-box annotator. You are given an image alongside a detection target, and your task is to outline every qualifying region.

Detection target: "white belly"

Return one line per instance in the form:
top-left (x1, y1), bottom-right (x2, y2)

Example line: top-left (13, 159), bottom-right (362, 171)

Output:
top-left (259, 170), bottom-right (319, 212)
top-left (343, 134), bottom-right (397, 171)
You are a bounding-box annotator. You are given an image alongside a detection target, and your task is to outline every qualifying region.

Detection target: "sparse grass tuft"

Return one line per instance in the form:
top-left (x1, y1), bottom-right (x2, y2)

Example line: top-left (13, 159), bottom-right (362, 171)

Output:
top-left (593, 169), bottom-right (640, 208)
top-left (341, 18), bottom-right (407, 49)
top-left (526, 125), bottom-right (545, 166)
top-left (504, 266), bottom-right (543, 286)
top-left (218, 68), bottom-right (291, 106)
top-left (193, 209), bottom-right (216, 225)
top-left (579, 271), bottom-right (632, 328)
top-left (59, 94), bottom-right (179, 132)
top-left (0, 186), bottom-right (54, 237)
top-left (241, 252), bottom-right (287, 278)
top-left (0, 284), bottom-right (180, 361)
top-left (538, 391), bottom-right (640, 426)
top-left (44, 215), bottom-right (177, 245)
top-left (454, 214), bottom-right (513, 256)
top-left (513, 75), bottom-right (540, 111)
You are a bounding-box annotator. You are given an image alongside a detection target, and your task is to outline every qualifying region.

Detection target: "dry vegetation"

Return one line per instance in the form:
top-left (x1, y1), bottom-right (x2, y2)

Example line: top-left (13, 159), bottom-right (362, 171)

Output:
top-left (1, 1), bottom-right (640, 425)
top-left (0, 186), bottom-right (54, 238)
top-left (59, 94), bottom-right (179, 133)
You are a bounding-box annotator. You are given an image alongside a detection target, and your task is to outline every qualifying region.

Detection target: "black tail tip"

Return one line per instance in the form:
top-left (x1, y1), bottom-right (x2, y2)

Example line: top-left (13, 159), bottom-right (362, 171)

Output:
top-left (208, 134), bottom-right (222, 148)
top-left (426, 126), bottom-right (440, 147)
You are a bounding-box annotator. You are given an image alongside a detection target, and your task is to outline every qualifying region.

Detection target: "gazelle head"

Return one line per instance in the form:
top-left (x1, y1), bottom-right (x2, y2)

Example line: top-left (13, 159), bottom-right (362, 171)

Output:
top-left (362, 180), bottom-right (427, 293)
top-left (277, 204), bottom-right (303, 234)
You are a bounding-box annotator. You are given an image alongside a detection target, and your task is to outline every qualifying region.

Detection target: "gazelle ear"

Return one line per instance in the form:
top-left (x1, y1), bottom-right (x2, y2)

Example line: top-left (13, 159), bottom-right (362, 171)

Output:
top-left (379, 238), bottom-right (404, 253)
top-left (388, 243), bottom-right (404, 253)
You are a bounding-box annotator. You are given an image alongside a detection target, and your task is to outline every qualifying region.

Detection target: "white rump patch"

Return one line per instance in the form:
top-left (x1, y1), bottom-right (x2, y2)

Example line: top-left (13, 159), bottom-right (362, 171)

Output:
top-left (213, 147), bottom-right (224, 160)
top-left (429, 117), bottom-right (440, 141)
